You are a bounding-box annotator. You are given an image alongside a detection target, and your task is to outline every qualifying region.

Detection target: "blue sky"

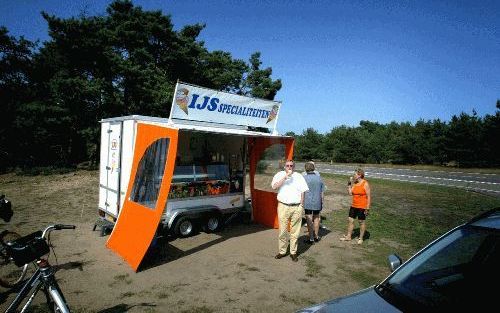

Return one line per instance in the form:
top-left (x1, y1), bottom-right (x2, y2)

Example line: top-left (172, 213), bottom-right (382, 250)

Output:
top-left (1, 0), bottom-right (498, 134)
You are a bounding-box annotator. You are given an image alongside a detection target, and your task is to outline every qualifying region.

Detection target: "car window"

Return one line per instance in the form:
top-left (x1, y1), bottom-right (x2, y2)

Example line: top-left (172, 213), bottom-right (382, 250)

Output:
top-left (411, 230), bottom-right (482, 276)
top-left (385, 226), bottom-right (499, 310)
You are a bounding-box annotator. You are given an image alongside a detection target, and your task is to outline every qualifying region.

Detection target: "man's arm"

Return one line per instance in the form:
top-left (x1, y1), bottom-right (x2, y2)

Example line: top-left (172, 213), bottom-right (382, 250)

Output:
top-left (272, 171), bottom-right (289, 189)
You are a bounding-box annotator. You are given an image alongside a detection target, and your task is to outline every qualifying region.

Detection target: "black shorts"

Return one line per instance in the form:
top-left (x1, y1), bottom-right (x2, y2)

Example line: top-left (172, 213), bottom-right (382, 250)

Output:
top-left (348, 207), bottom-right (367, 220)
top-left (304, 209), bottom-right (321, 216)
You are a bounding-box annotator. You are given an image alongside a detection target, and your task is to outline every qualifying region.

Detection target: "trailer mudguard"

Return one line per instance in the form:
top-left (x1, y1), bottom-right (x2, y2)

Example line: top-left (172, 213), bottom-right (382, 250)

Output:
top-left (107, 123), bottom-right (178, 271)
top-left (249, 137), bottom-right (294, 229)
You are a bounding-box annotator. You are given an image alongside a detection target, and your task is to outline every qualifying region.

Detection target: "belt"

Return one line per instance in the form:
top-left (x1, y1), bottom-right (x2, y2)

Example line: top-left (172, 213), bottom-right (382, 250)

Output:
top-left (279, 201), bottom-right (301, 206)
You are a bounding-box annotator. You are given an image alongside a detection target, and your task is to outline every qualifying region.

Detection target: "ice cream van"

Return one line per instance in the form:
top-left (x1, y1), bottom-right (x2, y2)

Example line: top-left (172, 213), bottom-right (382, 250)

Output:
top-left (97, 82), bottom-right (294, 271)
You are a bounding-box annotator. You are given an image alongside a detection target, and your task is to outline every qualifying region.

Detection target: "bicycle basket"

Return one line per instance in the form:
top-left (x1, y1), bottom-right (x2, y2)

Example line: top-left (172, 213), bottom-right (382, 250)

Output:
top-left (5, 231), bottom-right (50, 267)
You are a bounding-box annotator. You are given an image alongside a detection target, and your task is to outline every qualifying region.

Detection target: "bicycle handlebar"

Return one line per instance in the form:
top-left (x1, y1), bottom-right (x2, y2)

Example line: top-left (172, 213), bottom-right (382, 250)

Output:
top-left (41, 224), bottom-right (76, 238)
top-left (54, 224), bottom-right (76, 230)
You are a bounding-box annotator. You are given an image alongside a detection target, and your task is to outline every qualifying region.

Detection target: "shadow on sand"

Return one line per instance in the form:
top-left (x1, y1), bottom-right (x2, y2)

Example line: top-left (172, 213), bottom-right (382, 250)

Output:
top-left (138, 213), bottom-right (269, 272)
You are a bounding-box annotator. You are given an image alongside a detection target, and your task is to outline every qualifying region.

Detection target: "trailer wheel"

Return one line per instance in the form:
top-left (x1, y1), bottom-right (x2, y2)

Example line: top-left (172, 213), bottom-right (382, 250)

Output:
top-left (174, 216), bottom-right (196, 237)
top-left (205, 214), bottom-right (223, 233)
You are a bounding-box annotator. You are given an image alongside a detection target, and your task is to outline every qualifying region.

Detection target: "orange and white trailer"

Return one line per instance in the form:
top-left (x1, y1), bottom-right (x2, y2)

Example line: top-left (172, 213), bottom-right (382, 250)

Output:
top-left (98, 82), bottom-right (294, 271)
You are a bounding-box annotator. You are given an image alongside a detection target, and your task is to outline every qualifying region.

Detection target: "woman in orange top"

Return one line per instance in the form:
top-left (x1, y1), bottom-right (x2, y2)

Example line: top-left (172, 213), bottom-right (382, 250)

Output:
top-left (340, 168), bottom-right (371, 244)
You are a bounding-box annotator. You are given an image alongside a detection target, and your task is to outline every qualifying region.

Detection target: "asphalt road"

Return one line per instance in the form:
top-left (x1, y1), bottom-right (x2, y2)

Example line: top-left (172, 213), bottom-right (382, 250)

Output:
top-left (296, 162), bottom-right (500, 198)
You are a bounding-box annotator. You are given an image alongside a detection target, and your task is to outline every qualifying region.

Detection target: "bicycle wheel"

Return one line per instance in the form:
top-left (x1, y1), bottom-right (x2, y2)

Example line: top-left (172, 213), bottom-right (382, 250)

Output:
top-left (0, 231), bottom-right (29, 288)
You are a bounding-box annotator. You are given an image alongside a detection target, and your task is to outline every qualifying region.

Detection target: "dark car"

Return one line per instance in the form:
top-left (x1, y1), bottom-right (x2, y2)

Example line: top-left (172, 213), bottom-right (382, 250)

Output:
top-left (296, 208), bottom-right (500, 312)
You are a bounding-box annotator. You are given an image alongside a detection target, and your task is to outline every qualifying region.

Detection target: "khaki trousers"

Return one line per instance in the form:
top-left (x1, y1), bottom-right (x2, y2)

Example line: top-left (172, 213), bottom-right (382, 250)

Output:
top-left (277, 202), bottom-right (303, 255)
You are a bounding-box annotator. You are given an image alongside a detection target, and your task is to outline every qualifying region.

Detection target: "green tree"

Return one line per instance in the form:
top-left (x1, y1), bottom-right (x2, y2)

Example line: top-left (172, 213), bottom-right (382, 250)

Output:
top-left (323, 126), bottom-right (365, 163)
top-left (447, 111), bottom-right (483, 167)
top-left (2, 0), bottom-right (283, 168)
top-left (294, 128), bottom-right (324, 161)
top-left (480, 101), bottom-right (500, 166)
top-left (239, 52), bottom-right (282, 100)
top-left (0, 27), bottom-right (36, 170)
top-left (358, 120), bottom-right (386, 164)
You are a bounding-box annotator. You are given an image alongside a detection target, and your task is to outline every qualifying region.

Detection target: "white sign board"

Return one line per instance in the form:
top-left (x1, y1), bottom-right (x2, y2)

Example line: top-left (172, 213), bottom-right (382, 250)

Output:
top-left (169, 82), bottom-right (281, 131)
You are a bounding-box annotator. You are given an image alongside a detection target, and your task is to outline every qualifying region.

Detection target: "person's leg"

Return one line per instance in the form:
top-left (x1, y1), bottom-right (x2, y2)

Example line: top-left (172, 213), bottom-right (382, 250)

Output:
top-left (341, 207), bottom-right (356, 240)
top-left (277, 202), bottom-right (289, 255)
top-left (289, 206), bottom-right (302, 256)
top-left (304, 211), bottom-right (314, 241)
top-left (347, 217), bottom-right (354, 239)
top-left (313, 213), bottom-right (320, 240)
top-left (341, 217), bottom-right (355, 240)
top-left (355, 208), bottom-right (367, 244)
top-left (358, 219), bottom-right (366, 244)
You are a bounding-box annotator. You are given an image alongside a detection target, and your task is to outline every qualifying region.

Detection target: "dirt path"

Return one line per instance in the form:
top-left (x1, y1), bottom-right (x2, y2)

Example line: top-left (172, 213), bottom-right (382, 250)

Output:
top-left (0, 170), bottom-right (388, 312)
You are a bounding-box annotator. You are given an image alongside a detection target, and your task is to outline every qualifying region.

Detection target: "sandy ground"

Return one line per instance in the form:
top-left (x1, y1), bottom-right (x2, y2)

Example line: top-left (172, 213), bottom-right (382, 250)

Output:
top-left (0, 170), bottom-right (389, 312)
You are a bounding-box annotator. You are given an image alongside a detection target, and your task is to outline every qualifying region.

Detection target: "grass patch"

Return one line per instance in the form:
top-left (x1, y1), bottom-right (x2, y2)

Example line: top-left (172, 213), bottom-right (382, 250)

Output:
top-left (157, 291), bottom-right (169, 299)
top-left (280, 294), bottom-right (315, 306)
top-left (236, 263), bottom-right (260, 272)
top-left (324, 173), bottom-right (500, 254)
top-left (109, 273), bottom-right (132, 286)
top-left (119, 291), bottom-right (135, 299)
top-left (321, 173), bottom-right (500, 286)
top-left (179, 306), bottom-right (214, 313)
top-left (165, 282), bottom-right (190, 293)
top-left (303, 256), bottom-right (324, 278)
top-left (15, 166), bottom-right (76, 176)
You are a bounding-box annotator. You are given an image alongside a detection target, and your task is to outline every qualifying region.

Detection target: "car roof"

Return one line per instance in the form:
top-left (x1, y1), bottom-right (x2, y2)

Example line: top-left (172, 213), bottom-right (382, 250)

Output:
top-left (468, 207), bottom-right (500, 230)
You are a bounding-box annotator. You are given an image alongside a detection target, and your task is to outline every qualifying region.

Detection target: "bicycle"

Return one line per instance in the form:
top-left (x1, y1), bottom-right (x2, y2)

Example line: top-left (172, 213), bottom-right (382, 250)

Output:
top-left (3, 224), bottom-right (76, 313)
top-left (0, 195), bottom-right (28, 288)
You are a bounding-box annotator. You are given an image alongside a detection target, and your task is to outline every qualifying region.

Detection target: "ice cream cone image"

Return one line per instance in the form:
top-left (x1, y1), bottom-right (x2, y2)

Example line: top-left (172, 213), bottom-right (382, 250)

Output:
top-left (175, 88), bottom-right (189, 115)
top-left (267, 104), bottom-right (279, 123)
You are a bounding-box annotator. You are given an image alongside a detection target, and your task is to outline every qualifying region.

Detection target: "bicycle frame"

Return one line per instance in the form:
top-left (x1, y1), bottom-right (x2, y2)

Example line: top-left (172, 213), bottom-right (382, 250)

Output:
top-left (5, 259), bottom-right (70, 313)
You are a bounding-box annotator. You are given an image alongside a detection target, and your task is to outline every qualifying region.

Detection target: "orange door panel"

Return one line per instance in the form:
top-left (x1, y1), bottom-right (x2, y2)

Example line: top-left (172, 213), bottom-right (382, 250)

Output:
top-left (249, 137), bottom-right (294, 228)
top-left (107, 123), bottom-right (178, 271)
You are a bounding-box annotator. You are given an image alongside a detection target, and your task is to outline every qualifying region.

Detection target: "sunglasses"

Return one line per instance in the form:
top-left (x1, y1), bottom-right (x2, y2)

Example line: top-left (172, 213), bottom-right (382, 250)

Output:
top-left (285, 164), bottom-right (294, 168)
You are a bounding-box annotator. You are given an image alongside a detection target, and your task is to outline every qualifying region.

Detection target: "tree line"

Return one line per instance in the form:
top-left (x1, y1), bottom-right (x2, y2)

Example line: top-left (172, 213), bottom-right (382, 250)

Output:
top-left (290, 102), bottom-right (500, 168)
top-left (1, 0), bottom-right (498, 172)
top-left (0, 0), bottom-right (281, 172)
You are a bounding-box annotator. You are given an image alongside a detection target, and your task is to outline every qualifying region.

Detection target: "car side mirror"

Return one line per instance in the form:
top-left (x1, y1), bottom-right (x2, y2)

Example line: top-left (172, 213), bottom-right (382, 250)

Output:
top-left (388, 254), bottom-right (402, 272)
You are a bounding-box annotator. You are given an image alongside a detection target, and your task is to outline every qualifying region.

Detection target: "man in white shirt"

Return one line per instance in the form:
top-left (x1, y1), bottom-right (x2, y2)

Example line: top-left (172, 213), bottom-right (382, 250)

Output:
top-left (271, 159), bottom-right (309, 262)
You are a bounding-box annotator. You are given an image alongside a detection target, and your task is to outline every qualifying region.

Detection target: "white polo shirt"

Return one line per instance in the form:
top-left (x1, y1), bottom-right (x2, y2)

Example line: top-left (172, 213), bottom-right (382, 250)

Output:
top-left (271, 171), bottom-right (309, 204)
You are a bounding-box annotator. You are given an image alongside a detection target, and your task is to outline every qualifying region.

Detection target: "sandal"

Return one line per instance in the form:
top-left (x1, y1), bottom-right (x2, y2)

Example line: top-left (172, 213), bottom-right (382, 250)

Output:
top-left (357, 238), bottom-right (363, 244)
top-left (340, 235), bottom-right (351, 241)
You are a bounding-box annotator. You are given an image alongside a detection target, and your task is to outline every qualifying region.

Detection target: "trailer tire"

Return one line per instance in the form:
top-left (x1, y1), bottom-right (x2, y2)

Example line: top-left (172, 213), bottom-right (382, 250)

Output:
top-left (205, 214), bottom-right (223, 233)
top-left (174, 216), bottom-right (196, 237)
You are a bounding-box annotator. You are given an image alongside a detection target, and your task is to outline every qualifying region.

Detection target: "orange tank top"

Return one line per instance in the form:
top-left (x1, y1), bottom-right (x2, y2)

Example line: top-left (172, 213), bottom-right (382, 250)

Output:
top-left (351, 180), bottom-right (368, 209)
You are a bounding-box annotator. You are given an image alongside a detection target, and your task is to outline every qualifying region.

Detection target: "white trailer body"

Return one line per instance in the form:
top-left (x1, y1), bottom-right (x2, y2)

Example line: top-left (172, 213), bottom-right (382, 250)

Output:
top-left (97, 115), bottom-right (261, 236)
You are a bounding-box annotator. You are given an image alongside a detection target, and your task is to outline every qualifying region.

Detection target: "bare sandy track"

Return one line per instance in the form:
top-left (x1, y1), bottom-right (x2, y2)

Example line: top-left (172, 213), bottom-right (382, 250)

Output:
top-left (0, 170), bottom-right (388, 312)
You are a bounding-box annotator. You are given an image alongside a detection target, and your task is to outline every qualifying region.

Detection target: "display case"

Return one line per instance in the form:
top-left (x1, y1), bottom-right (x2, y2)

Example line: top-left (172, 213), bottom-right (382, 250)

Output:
top-left (168, 163), bottom-right (242, 199)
